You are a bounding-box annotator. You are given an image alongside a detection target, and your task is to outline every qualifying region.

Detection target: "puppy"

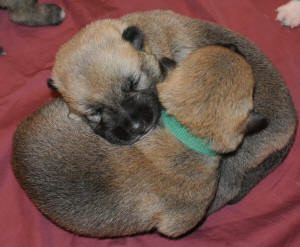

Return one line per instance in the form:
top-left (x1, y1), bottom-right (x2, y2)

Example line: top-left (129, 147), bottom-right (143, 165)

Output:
top-left (12, 45), bottom-right (261, 238)
top-left (48, 10), bottom-right (297, 212)
top-left (49, 21), bottom-right (167, 145)
top-left (276, 0), bottom-right (300, 28)
top-left (0, 0), bottom-right (65, 55)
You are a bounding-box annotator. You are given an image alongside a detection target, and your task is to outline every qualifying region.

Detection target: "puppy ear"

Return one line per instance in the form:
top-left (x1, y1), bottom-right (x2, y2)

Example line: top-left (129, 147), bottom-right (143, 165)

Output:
top-left (245, 111), bottom-right (268, 135)
top-left (122, 26), bottom-right (144, 50)
top-left (47, 78), bottom-right (58, 92)
top-left (159, 57), bottom-right (177, 75)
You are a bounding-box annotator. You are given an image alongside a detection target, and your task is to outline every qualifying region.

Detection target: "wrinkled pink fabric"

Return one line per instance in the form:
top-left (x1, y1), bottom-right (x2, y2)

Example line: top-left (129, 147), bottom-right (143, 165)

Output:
top-left (1, 0), bottom-right (299, 246)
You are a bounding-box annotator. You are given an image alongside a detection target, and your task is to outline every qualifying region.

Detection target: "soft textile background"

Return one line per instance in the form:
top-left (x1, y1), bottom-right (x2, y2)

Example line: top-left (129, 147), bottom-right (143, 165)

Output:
top-left (0, 0), bottom-right (299, 246)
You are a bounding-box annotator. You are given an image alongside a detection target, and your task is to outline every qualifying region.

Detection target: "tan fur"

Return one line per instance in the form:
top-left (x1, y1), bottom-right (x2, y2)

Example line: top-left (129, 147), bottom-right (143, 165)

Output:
top-left (51, 10), bottom-right (297, 212)
top-left (12, 46), bottom-right (254, 238)
top-left (158, 46), bottom-right (254, 153)
top-left (52, 19), bottom-right (162, 118)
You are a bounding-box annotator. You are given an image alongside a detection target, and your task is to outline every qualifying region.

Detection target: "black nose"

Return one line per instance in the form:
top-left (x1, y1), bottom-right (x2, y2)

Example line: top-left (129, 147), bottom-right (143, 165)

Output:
top-left (94, 90), bottom-right (161, 145)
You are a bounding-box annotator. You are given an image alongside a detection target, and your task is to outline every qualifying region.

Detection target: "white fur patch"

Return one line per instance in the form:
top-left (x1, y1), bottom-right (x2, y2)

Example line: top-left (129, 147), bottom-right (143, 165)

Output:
top-left (276, 0), bottom-right (300, 28)
top-left (60, 8), bottom-right (66, 20)
top-left (68, 112), bottom-right (82, 121)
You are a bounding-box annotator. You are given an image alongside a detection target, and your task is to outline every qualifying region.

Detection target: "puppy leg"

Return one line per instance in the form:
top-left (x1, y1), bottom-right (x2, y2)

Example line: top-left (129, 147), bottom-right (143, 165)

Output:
top-left (208, 134), bottom-right (295, 214)
top-left (157, 212), bottom-right (203, 238)
top-left (227, 137), bottom-right (294, 204)
top-left (7, 0), bottom-right (65, 26)
top-left (276, 0), bottom-right (300, 28)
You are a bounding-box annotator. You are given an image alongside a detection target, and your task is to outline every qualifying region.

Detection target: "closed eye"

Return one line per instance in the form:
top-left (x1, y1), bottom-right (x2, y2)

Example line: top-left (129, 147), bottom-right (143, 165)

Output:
top-left (122, 75), bottom-right (141, 92)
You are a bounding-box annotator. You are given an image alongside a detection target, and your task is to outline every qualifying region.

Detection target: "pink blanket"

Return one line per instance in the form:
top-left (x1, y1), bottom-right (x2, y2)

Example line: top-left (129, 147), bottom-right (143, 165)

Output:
top-left (1, 0), bottom-right (299, 246)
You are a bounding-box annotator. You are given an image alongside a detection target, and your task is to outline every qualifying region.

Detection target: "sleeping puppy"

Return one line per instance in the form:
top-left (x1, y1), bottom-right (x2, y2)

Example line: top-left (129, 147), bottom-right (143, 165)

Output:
top-left (12, 45), bottom-right (262, 238)
top-left (49, 21), bottom-right (169, 145)
top-left (276, 0), bottom-right (300, 28)
top-left (48, 10), bottom-right (297, 213)
top-left (0, 0), bottom-right (65, 55)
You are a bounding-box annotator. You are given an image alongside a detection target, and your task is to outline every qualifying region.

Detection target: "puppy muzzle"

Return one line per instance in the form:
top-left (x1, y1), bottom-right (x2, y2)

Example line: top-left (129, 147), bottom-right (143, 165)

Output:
top-left (94, 89), bottom-right (161, 145)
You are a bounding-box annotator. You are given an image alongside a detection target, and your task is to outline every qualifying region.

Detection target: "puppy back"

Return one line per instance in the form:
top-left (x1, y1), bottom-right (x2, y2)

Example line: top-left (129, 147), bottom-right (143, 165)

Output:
top-left (158, 46), bottom-right (255, 152)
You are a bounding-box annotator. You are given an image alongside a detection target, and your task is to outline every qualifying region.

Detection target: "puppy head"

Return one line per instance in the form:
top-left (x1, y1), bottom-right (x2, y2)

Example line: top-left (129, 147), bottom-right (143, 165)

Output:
top-left (50, 19), bottom-right (165, 145)
top-left (158, 45), bottom-right (266, 153)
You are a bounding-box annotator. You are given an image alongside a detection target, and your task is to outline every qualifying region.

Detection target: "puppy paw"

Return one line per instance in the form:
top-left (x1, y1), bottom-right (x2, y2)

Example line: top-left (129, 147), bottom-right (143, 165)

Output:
top-left (9, 4), bottom-right (65, 26)
top-left (32, 3), bottom-right (66, 26)
top-left (276, 0), bottom-right (300, 28)
top-left (68, 112), bottom-right (82, 121)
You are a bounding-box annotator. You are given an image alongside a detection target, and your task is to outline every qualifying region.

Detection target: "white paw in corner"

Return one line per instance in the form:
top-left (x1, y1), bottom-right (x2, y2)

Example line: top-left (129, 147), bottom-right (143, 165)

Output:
top-left (276, 0), bottom-right (300, 28)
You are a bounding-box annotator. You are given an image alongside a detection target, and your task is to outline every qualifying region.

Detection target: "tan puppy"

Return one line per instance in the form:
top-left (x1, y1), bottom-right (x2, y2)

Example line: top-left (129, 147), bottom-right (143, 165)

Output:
top-left (48, 10), bottom-right (297, 212)
top-left (49, 20), bottom-right (166, 145)
top-left (13, 45), bottom-right (261, 238)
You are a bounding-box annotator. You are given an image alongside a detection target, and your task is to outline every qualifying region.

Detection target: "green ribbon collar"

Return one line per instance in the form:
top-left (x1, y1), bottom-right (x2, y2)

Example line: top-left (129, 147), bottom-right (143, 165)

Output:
top-left (161, 110), bottom-right (216, 156)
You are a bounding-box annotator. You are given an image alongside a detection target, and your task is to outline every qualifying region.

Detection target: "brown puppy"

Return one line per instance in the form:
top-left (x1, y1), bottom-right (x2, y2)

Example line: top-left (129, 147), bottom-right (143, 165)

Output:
top-left (48, 10), bottom-right (297, 212)
top-left (12, 46), bottom-right (260, 238)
